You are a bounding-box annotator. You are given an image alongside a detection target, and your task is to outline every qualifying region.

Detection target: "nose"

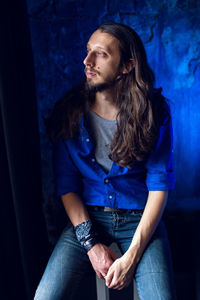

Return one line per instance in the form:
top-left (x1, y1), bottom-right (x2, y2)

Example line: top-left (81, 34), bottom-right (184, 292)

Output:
top-left (83, 52), bottom-right (95, 68)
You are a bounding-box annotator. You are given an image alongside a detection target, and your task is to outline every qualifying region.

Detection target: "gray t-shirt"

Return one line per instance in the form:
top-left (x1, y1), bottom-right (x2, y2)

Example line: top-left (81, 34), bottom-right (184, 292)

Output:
top-left (85, 110), bottom-right (117, 173)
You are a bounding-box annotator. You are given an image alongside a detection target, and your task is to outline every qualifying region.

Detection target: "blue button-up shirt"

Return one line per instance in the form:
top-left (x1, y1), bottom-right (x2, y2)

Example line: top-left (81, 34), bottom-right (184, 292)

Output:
top-left (53, 114), bottom-right (174, 209)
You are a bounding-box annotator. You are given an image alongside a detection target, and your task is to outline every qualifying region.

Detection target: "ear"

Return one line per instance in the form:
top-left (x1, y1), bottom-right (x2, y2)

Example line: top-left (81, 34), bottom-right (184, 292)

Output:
top-left (121, 59), bottom-right (135, 74)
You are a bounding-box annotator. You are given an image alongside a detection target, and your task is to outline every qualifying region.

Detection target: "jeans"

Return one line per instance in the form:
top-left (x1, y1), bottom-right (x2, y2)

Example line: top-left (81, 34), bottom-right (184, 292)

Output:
top-left (34, 209), bottom-right (176, 300)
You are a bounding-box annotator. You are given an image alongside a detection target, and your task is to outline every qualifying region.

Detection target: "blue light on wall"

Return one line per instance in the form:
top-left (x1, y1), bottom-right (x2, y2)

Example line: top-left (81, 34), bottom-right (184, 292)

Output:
top-left (26, 0), bottom-right (200, 220)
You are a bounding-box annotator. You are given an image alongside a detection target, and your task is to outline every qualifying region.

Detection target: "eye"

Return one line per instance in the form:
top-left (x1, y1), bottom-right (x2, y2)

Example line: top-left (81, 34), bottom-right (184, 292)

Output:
top-left (96, 51), bottom-right (106, 57)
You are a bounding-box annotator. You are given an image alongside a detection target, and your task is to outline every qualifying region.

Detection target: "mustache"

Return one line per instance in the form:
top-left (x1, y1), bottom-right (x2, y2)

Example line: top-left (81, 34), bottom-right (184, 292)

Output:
top-left (84, 67), bottom-right (100, 75)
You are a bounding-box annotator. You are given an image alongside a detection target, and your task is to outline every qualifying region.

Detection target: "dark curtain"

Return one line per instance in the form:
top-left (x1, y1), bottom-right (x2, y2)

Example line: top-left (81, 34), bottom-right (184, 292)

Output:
top-left (0, 1), bottom-right (49, 299)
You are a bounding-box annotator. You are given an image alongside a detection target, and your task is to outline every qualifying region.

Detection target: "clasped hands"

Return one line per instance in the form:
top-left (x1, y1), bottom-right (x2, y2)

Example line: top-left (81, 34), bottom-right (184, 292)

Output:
top-left (87, 243), bottom-right (136, 290)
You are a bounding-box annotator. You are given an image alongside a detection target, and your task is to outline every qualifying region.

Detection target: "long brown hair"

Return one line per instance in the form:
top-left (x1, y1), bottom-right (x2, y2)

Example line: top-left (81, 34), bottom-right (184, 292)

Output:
top-left (46, 22), bottom-right (170, 167)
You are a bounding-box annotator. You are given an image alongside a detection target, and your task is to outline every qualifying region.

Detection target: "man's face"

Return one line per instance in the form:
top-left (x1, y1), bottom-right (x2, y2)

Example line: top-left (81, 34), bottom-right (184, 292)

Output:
top-left (83, 30), bottom-right (122, 92)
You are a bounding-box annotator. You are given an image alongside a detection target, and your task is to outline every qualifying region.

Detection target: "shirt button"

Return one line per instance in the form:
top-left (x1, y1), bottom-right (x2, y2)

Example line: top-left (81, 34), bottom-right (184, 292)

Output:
top-left (109, 195), bottom-right (113, 199)
top-left (91, 158), bottom-right (95, 162)
top-left (104, 178), bottom-right (109, 183)
top-left (86, 138), bottom-right (90, 142)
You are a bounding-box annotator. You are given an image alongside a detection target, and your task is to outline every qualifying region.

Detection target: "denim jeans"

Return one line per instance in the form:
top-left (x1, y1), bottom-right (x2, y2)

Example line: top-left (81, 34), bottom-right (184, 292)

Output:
top-left (34, 209), bottom-right (176, 300)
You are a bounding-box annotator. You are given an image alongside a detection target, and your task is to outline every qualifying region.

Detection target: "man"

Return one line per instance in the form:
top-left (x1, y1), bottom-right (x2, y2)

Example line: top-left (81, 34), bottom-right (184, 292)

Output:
top-left (34, 22), bottom-right (176, 299)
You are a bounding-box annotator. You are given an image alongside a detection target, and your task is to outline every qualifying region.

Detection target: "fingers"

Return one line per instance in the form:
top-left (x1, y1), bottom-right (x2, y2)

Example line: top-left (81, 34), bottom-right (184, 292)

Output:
top-left (105, 268), bottom-right (114, 287)
top-left (106, 272), bottom-right (118, 289)
top-left (96, 271), bottom-right (104, 279)
top-left (96, 271), bottom-right (108, 281)
top-left (99, 261), bottom-right (113, 277)
top-left (109, 248), bottom-right (117, 261)
top-left (112, 282), bottom-right (128, 290)
top-left (107, 277), bottom-right (127, 290)
top-left (105, 265), bottom-right (130, 290)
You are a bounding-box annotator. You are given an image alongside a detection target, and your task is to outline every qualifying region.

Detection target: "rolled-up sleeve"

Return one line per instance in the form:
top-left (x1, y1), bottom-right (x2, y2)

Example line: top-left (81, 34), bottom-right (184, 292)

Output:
top-left (53, 139), bottom-right (83, 196)
top-left (145, 115), bottom-right (174, 191)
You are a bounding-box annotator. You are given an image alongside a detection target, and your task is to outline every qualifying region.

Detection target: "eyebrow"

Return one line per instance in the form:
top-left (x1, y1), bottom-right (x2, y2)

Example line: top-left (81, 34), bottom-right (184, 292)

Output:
top-left (87, 44), bottom-right (112, 54)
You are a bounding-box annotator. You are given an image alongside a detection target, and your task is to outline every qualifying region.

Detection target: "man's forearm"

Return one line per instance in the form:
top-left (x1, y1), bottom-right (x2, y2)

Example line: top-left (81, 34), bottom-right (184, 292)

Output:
top-left (126, 190), bottom-right (168, 265)
top-left (61, 192), bottom-right (97, 251)
top-left (61, 192), bottom-right (116, 278)
top-left (105, 191), bottom-right (168, 289)
top-left (61, 192), bottom-right (90, 226)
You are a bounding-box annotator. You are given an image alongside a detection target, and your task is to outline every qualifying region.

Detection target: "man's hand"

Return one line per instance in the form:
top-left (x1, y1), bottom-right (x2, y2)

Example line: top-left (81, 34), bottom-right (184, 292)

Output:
top-left (105, 252), bottom-right (136, 290)
top-left (87, 243), bottom-right (117, 279)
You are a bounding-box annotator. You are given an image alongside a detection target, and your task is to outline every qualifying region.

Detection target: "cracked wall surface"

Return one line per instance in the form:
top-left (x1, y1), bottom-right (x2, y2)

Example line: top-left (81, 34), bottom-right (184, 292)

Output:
top-left (26, 0), bottom-right (200, 241)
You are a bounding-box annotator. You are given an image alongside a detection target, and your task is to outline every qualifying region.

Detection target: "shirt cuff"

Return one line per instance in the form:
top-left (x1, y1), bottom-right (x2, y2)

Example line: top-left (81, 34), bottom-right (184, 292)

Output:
top-left (55, 176), bottom-right (82, 197)
top-left (146, 171), bottom-right (175, 190)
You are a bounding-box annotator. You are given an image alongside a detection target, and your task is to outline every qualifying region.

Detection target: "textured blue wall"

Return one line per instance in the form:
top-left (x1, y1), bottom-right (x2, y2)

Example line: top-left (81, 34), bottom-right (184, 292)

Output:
top-left (26, 0), bottom-right (200, 236)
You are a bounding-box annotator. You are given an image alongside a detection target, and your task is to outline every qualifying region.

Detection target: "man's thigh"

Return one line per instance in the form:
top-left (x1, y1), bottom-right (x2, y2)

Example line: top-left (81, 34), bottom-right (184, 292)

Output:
top-left (34, 225), bottom-right (94, 300)
top-left (118, 219), bottom-right (176, 300)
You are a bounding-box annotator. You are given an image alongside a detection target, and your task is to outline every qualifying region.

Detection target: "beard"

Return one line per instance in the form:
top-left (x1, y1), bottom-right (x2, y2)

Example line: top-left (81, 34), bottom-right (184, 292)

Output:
top-left (84, 79), bottom-right (118, 93)
top-left (84, 68), bottom-right (122, 93)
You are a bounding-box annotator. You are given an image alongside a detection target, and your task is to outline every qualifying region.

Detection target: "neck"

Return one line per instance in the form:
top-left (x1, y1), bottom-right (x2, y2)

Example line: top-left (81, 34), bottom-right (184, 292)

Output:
top-left (91, 88), bottom-right (118, 120)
